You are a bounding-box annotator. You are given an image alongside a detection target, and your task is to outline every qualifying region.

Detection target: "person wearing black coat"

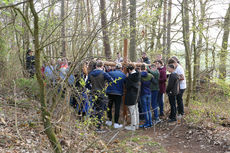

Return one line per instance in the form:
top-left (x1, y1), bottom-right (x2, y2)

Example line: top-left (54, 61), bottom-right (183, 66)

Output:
top-left (124, 64), bottom-right (141, 131)
top-left (166, 64), bottom-right (180, 122)
top-left (26, 49), bottom-right (35, 77)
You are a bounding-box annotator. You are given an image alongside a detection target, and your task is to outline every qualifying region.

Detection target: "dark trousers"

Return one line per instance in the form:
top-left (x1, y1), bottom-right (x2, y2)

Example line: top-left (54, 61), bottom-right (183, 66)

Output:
top-left (157, 92), bottom-right (164, 116)
top-left (151, 91), bottom-right (159, 120)
top-left (138, 99), bottom-right (145, 120)
top-left (176, 89), bottom-right (185, 115)
top-left (168, 94), bottom-right (177, 120)
top-left (107, 94), bottom-right (122, 123)
top-left (92, 94), bottom-right (107, 129)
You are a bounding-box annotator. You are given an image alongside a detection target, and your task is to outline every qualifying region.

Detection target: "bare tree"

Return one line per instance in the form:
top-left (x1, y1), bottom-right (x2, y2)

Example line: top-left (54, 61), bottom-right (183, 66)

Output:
top-left (61, 0), bottom-right (66, 57)
top-left (182, 0), bottom-right (192, 106)
top-left (129, 0), bottom-right (137, 62)
top-left (192, 0), bottom-right (197, 97)
top-left (166, 0), bottom-right (172, 59)
top-left (29, 0), bottom-right (62, 152)
top-left (162, 0), bottom-right (167, 61)
top-left (219, 3), bottom-right (230, 80)
top-left (100, 0), bottom-right (111, 59)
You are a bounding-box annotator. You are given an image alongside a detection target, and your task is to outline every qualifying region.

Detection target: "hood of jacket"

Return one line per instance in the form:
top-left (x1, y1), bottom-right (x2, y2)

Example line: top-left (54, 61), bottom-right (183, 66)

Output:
top-left (158, 66), bottom-right (166, 72)
top-left (141, 71), bottom-right (148, 77)
top-left (90, 69), bottom-right (104, 77)
top-left (128, 71), bottom-right (140, 82)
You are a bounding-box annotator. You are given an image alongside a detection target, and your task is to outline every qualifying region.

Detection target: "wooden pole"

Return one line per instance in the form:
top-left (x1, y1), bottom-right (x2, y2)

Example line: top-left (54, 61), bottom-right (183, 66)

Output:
top-left (123, 39), bottom-right (128, 123)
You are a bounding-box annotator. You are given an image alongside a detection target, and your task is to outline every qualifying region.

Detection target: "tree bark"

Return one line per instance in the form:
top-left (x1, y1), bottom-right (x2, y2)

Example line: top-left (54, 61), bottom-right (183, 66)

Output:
top-left (182, 0), bottom-right (192, 107)
top-left (29, 0), bottom-right (62, 152)
top-left (162, 0), bottom-right (167, 62)
top-left (219, 3), bottom-right (230, 80)
top-left (192, 0), bottom-right (197, 97)
top-left (100, 0), bottom-right (111, 59)
top-left (166, 0), bottom-right (172, 59)
top-left (129, 0), bottom-right (136, 62)
top-left (61, 0), bottom-right (66, 57)
top-left (22, 2), bottom-right (29, 70)
top-left (86, 0), bottom-right (93, 56)
top-left (122, 0), bottom-right (127, 38)
top-left (150, 0), bottom-right (163, 51)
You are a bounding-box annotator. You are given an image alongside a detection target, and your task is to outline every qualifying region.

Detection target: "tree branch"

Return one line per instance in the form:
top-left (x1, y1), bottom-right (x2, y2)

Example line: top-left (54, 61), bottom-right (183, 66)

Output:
top-left (0, 1), bottom-right (29, 10)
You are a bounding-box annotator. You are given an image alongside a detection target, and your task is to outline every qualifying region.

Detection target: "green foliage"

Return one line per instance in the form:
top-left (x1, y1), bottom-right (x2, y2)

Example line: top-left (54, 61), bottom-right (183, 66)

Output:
top-left (214, 78), bottom-right (230, 97)
top-left (16, 77), bottom-right (40, 97)
top-left (1, 0), bottom-right (15, 5)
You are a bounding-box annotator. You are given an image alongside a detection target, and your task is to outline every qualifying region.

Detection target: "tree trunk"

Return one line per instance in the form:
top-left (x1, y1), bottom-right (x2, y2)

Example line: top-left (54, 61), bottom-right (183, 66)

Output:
top-left (22, 2), bottom-right (29, 70)
top-left (129, 0), bottom-right (136, 62)
top-left (166, 0), bottom-right (172, 59)
top-left (162, 0), bottom-right (167, 62)
top-left (219, 3), bottom-right (230, 80)
top-left (192, 0), bottom-right (197, 98)
top-left (195, 0), bottom-right (206, 89)
top-left (100, 0), bottom-right (111, 59)
top-left (182, 0), bottom-right (192, 107)
top-left (29, 0), bottom-right (62, 152)
top-left (122, 0), bottom-right (127, 38)
top-left (86, 0), bottom-right (93, 56)
top-left (150, 0), bottom-right (163, 51)
top-left (61, 0), bottom-right (66, 57)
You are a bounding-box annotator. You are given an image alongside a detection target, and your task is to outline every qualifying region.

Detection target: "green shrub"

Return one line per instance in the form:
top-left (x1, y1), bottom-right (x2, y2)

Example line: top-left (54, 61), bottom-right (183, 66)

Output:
top-left (16, 77), bottom-right (40, 97)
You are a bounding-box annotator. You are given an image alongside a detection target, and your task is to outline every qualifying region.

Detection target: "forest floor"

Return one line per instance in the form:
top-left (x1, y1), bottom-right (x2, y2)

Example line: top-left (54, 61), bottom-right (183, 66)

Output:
top-left (1, 94), bottom-right (230, 153)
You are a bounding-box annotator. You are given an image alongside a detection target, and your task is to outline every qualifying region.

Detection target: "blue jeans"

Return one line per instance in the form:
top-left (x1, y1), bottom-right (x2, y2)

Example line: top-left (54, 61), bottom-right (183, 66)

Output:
top-left (141, 94), bottom-right (152, 124)
top-left (157, 92), bottom-right (164, 115)
top-left (151, 91), bottom-right (159, 120)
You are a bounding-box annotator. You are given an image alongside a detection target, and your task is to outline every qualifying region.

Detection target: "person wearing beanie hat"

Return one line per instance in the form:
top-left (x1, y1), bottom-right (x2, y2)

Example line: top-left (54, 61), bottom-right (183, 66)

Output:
top-left (106, 63), bottom-right (126, 129)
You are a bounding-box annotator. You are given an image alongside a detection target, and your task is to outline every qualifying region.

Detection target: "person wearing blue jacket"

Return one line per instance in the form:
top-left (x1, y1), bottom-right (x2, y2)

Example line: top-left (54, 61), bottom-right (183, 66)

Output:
top-left (106, 63), bottom-right (126, 129)
top-left (86, 61), bottom-right (113, 132)
top-left (140, 64), bottom-right (154, 128)
top-left (44, 59), bottom-right (56, 86)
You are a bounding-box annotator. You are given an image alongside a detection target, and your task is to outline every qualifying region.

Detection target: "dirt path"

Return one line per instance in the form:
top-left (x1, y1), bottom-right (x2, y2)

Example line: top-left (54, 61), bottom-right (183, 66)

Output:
top-left (106, 120), bottom-right (228, 153)
top-left (148, 123), bottom-right (222, 153)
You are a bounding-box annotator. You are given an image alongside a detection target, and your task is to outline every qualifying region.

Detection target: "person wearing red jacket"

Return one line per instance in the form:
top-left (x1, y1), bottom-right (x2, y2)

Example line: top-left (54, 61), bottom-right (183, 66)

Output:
top-left (155, 60), bottom-right (167, 116)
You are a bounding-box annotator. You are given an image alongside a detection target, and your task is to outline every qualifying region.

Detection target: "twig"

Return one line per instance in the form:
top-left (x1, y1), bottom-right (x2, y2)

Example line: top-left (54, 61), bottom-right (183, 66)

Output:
top-left (107, 130), bottom-right (120, 145)
top-left (164, 124), bottom-right (179, 138)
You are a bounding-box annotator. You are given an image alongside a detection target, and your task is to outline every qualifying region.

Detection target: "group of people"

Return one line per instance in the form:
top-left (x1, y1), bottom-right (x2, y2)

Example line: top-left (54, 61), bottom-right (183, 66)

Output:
top-left (70, 53), bottom-right (186, 133)
top-left (39, 50), bottom-right (186, 133)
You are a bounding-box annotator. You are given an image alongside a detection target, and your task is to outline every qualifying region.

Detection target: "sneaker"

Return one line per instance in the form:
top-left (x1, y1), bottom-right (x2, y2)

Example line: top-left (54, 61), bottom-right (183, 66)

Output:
top-left (139, 123), bottom-right (151, 128)
top-left (95, 128), bottom-right (106, 134)
top-left (177, 114), bottom-right (182, 124)
top-left (114, 123), bottom-right (123, 129)
top-left (167, 119), bottom-right (177, 123)
top-left (105, 121), bottom-right (112, 126)
top-left (125, 125), bottom-right (136, 131)
top-left (154, 119), bottom-right (161, 125)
